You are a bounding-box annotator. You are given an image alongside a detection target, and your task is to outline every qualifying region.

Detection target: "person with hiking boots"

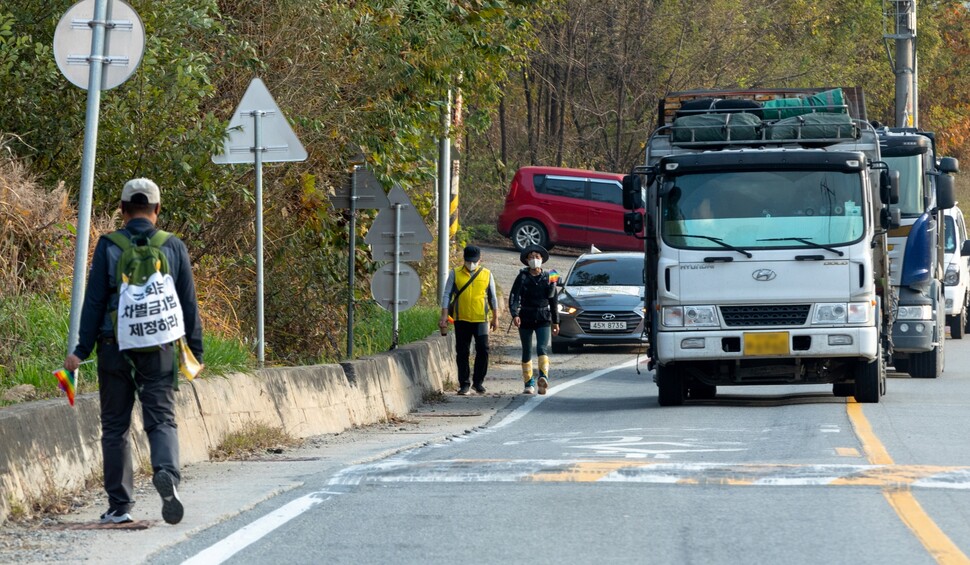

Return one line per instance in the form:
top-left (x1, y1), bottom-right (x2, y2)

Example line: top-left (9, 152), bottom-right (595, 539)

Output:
top-left (508, 244), bottom-right (559, 395)
top-left (439, 245), bottom-right (499, 395)
top-left (63, 178), bottom-right (203, 525)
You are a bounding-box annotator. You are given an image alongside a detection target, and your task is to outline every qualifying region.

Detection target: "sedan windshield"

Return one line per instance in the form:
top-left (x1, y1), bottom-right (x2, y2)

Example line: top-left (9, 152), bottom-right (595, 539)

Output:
top-left (566, 257), bottom-right (643, 286)
top-left (661, 169), bottom-right (865, 250)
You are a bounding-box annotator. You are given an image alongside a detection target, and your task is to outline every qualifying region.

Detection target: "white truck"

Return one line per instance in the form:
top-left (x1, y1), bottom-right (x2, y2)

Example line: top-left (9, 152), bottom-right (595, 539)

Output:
top-left (620, 88), bottom-right (953, 406)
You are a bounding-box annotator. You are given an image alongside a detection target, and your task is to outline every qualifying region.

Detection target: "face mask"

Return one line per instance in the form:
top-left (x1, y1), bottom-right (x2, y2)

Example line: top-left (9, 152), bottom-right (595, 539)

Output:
top-left (528, 258), bottom-right (542, 269)
top-left (465, 261), bottom-right (478, 271)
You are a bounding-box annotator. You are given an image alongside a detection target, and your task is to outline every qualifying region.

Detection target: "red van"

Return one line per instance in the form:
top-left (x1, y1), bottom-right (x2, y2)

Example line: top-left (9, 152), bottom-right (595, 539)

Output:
top-left (496, 166), bottom-right (642, 252)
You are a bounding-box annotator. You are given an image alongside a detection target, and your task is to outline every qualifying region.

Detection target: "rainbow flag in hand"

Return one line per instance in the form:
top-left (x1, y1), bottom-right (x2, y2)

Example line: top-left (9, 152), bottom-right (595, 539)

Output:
top-left (547, 269), bottom-right (560, 284)
top-left (53, 368), bottom-right (76, 407)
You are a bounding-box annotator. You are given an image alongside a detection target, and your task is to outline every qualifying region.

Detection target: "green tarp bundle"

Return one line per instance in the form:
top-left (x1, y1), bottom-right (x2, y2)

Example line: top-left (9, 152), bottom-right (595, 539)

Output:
top-left (671, 112), bottom-right (762, 143)
top-left (767, 112), bottom-right (857, 140)
top-left (762, 88), bottom-right (846, 120)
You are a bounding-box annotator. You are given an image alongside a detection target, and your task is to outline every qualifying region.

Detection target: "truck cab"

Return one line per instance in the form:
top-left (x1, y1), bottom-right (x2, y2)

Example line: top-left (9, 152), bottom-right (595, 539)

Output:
top-left (623, 88), bottom-right (897, 406)
top-left (878, 128), bottom-right (959, 378)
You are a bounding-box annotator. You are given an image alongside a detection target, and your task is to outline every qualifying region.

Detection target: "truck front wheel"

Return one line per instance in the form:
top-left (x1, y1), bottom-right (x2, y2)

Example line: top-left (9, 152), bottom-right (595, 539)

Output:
top-left (909, 341), bottom-right (943, 379)
top-left (656, 364), bottom-right (685, 406)
top-left (854, 346), bottom-right (885, 403)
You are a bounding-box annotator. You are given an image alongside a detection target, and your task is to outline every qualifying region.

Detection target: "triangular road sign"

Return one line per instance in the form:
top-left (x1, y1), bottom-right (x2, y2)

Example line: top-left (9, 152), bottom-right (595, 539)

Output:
top-left (212, 78), bottom-right (307, 164)
top-left (329, 167), bottom-right (390, 210)
top-left (364, 184), bottom-right (433, 246)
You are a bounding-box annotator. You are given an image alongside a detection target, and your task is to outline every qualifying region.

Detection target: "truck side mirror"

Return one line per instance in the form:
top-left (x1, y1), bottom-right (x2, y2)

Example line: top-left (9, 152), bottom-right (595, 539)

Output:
top-left (962, 239), bottom-right (970, 257)
top-left (880, 170), bottom-right (899, 205)
top-left (624, 211), bottom-right (644, 235)
top-left (881, 207), bottom-right (901, 230)
top-left (936, 174), bottom-right (956, 210)
top-left (622, 175), bottom-right (643, 210)
top-left (940, 157), bottom-right (960, 174)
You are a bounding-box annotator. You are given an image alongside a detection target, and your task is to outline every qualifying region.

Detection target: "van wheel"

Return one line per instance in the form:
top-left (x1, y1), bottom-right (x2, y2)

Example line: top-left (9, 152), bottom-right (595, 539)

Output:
top-left (511, 220), bottom-right (548, 252)
top-left (949, 311), bottom-right (965, 339)
top-left (551, 341), bottom-right (568, 354)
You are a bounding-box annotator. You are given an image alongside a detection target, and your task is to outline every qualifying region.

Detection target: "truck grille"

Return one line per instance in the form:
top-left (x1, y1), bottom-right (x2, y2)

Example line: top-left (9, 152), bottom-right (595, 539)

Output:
top-left (720, 305), bottom-right (810, 327)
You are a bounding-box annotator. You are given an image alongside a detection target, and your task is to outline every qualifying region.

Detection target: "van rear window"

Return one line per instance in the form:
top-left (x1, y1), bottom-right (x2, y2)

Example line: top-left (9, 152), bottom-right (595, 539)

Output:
top-left (535, 175), bottom-right (586, 199)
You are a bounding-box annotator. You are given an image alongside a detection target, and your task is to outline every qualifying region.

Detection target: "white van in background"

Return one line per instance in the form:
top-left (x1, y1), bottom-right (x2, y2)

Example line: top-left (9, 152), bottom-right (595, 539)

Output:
top-left (944, 206), bottom-right (970, 338)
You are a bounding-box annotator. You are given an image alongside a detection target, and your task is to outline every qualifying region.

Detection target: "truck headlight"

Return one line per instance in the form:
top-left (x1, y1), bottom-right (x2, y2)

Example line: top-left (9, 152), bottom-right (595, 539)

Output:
top-left (813, 302), bottom-right (871, 325)
top-left (896, 305), bottom-right (933, 320)
top-left (662, 305), bottom-right (718, 327)
top-left (944, 264), bottom-right (960, 286)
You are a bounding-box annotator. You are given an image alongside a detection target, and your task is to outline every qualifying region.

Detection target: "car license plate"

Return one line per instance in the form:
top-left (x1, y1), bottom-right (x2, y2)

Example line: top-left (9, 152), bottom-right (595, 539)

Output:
top-left (743, 332), bottom-right (789, 355)
top-left (591, 321), bottom-right (627, 330)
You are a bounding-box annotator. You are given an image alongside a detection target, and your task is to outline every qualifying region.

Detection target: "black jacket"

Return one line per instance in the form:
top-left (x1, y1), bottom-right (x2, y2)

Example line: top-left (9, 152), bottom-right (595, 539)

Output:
top-left (73, 217), bottom-right (204, 362)
top-left (508, 268), bottom-right (559, 328)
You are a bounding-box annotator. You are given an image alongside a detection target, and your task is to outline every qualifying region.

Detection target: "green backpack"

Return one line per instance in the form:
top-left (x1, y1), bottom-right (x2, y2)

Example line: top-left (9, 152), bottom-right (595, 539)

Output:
top-left (106, 229), bottom-right (185, 352)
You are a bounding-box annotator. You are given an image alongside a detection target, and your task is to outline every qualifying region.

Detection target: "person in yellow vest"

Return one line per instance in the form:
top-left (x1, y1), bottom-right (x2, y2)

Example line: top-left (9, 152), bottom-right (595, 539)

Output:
top-left (439, 245), bottom-right (499, 395)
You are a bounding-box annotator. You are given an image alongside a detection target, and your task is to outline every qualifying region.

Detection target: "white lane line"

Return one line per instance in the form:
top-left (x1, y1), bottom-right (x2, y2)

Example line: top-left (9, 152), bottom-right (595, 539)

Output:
top-left (183, 357), bottom-right (645, 563)
top-left (491, 357), bottom-right (642, 431)
top-left (181, 493), bottom-right (330, 565)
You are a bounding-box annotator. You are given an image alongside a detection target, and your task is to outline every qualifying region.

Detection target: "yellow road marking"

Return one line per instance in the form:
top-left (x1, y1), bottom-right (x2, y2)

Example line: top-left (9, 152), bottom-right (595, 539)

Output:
top-left (845, 402), bottom-right (893, 464)
top-left (835, 447), bottom-right (861, 457)
top-left (830, 465), bottom-right (954, 486)
top-left (846, 400), bottom-right (970, 564)
top-left (528, 460), bottom-right (652, 482)
top-left (884, 489), bottom-right (970, 565)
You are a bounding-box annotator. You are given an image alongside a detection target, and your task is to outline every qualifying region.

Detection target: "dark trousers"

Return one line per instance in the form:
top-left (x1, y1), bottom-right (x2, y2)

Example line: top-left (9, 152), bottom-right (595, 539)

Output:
top-left (97, 338), bottom-right (181, 513)
top-left (454, 321), bottom-right (490, 387)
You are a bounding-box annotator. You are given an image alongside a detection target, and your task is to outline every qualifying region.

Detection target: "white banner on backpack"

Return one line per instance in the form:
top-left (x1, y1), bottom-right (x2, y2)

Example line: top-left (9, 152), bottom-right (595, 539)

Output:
top-left (116, 270), bottom-right (185, 351)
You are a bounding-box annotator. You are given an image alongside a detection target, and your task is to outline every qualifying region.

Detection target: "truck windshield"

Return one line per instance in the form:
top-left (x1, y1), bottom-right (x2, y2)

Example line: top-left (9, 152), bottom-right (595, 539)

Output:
top-left (661, 170), bottom-right (865, 250)
top-left (882, 155), bottom-right (924, 216)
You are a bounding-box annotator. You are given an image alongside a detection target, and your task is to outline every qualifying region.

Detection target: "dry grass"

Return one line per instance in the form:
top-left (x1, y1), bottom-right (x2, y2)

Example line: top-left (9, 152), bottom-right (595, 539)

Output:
top-left (6, 467), bottom-right (103, 523)
top-left (209, 421), bottom-right (302, 461)
top-left (0, 141), bottom-right (118, 299)
top-left (422, 389), bottom-right (449, 404)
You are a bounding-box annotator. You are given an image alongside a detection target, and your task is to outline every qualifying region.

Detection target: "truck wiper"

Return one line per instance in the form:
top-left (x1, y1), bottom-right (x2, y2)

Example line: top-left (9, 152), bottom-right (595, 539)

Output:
top-left (678, 234), bottom-right (752, 258)
top-left (757, 237), bottom-right (845, 257)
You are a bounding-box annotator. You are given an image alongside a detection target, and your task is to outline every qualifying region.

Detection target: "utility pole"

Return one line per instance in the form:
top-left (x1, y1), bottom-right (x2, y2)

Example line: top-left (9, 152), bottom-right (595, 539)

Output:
top-left (885, 0), bottom-right (918, 128)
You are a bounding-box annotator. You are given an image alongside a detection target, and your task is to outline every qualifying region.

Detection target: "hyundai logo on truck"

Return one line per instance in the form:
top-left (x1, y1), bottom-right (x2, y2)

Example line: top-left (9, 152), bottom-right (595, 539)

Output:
top-left (752, 269), bottom-right (777, 282)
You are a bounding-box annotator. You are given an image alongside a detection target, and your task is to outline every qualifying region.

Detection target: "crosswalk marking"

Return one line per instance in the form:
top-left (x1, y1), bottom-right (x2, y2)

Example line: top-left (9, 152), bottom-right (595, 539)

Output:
top-left (329, 458), bottom-right (970, 491)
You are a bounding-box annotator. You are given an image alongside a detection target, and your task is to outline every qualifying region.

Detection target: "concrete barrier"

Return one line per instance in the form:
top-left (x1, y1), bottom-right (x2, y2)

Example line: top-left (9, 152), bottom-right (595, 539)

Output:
top-left (0, 333), bottom-right (454, 524)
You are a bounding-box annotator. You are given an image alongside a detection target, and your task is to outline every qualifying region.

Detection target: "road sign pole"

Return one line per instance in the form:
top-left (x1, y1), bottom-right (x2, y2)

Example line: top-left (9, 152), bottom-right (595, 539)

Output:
top-left (253, 110), bottom-right (266, 367)
top-left (391, 203), bottom-right (402, 350)
top-left (348, 167), bottom-right (358, 359)
top-left (437, 93), bottom-right (452, 302)
top-left (66, 0), bottom-right (108, 355)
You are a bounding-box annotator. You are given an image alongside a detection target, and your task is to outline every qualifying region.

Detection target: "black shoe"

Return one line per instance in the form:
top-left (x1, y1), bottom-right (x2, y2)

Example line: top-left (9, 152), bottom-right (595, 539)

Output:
top-left (472, 384), bottom-right (486, 394)
top-left (457, 385), bottom-right (471, 396)
top-left (99, 509), bottom-right (132, 524)
top-left (153, 469), bottom-right (184, 525)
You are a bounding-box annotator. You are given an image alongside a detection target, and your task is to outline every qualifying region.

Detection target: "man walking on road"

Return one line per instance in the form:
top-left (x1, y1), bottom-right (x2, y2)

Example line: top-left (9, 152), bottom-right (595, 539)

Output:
top-left (63, 178), bottom-right (204, 525)
top-left (439, 245), bottom-right (499, 395)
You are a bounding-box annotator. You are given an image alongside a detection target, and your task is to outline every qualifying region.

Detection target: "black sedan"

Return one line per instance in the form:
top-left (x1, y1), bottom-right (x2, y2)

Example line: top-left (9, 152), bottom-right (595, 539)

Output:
top-left (552, 251), bottom-right (648, 353)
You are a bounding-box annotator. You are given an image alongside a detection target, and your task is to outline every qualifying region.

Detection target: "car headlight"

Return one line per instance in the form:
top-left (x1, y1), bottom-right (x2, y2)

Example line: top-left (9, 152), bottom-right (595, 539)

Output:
top-left (944, 264), bottom-right (960, 286)
top-left (557, 294), bottom-right (579, 315)
top-left (896, 304), bottom-right (933, 320)
top-left (812, 302), bottom-right (871, 325)
top-left (663, 305), bottom-right (718, 327)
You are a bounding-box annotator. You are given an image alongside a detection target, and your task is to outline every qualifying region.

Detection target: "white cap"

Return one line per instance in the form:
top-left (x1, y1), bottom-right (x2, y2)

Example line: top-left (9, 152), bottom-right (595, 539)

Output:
top-left (121, 178), bottom-right (160, 204)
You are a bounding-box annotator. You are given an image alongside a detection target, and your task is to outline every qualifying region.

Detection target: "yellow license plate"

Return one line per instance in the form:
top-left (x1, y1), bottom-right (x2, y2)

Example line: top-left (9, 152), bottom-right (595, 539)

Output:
top-left (743, 332), bottom-right (790, 356)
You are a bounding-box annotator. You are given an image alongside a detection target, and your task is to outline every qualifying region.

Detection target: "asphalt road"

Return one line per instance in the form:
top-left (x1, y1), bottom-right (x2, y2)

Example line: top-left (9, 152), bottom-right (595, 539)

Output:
top-left (8, 245), bottom-right (970, 565)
